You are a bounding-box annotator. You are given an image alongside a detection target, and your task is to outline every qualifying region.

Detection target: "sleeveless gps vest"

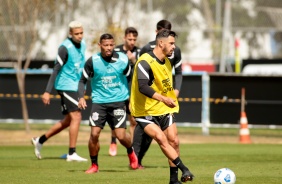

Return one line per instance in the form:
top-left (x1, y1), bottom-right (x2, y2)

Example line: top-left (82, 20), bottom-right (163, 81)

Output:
top-left (130, 53), bottom-right (179, 116)
top-left (55, 39), bottom-right (86, 91)
top-left (91, 52), bottom-right (129, 103)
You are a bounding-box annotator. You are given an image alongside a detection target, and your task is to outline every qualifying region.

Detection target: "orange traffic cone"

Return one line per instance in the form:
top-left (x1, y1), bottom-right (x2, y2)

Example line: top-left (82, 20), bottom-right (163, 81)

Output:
top-left (239, 111), bottom-right (251, 144)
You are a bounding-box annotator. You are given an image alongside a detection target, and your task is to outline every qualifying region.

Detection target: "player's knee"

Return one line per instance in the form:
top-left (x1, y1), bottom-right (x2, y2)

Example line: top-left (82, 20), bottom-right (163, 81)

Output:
top-left (90, 132), bottom-right (100, 142)
top-left (154, 133), bottom-right (167, 145)
top-left (168, 136), bottom-right (180, 154)
top-left (115, 132), bottom-right (126, 141)
top-left (169, 137), bottom-right (179, 149)
top-left (70, 111), bottom-right (82, 121)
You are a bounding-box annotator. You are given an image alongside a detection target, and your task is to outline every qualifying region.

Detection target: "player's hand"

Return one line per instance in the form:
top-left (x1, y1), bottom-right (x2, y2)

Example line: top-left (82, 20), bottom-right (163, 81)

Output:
top-left (163, 97), bottom-right (177, 108)
top-left (42, 92), bottom-right (50, 105)
top-left (127, 51), bottom-right (136, 64)
top-left (153, 93), bottom-right (177, 108)
top-left (78, 98), bottom-right (87, 110)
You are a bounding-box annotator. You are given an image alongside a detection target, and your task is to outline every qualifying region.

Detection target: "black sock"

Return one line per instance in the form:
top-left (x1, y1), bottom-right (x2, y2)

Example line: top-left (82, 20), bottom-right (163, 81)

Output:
top-left (127, 147), bottom-right (133, 154)
top-left (90, 155), bottom-right (98, 165)
top-left (111, 137), bottom-right (117, 144)
top-left (69, 148), bottom-right (76, 155)
top-left (39, 135), bottom-right (47, 144)
top-left (170, 167), bottom-right (179, 182)
top-left (138, 159), bottom-right (142, 165)
top-left (172, 157), bottom-right (189, 172)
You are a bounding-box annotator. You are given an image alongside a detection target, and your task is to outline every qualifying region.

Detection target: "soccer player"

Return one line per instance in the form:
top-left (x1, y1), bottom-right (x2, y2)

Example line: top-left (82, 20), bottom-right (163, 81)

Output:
top-left (31, 21), bottom-right (87, 162)
top-left (130, 29), bottom-right (193, 183)
top-left (108, 27), bottom-right (141, 156)
top-left (77, 33), bottom-right (138, 173)
top-left (133, 19), bottom-right (183, 169)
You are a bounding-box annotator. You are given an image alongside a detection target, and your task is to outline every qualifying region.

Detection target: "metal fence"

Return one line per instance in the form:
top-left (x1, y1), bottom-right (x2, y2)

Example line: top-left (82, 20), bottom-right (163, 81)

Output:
top-left (1, 0), bottom-right (282, 70)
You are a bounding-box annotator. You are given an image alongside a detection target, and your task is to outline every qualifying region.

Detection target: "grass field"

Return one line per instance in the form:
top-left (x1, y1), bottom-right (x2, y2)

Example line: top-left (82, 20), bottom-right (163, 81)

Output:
top-left (0, 123), bottom-right (281, 184)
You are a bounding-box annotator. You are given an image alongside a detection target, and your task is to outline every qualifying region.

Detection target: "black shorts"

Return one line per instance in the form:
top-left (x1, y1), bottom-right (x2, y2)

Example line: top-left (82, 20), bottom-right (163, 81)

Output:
top-left (134, 114), bottom-right (175, 131)
top-left (89, 101), bottom-right (127, 130)
top-left (57, 91), bottom-right (80, 115)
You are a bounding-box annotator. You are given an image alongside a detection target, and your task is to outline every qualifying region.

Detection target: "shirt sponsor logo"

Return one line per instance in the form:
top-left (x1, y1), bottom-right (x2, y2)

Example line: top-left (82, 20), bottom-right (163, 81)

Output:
top-left (162, 78), bottom-right (173, 93)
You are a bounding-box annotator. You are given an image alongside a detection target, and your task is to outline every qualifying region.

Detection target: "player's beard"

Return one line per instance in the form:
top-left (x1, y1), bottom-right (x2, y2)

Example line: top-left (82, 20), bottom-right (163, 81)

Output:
top-left (165, 48), bottom-right (173, 57)
top-left (163, 47), bottom-right (174, 57)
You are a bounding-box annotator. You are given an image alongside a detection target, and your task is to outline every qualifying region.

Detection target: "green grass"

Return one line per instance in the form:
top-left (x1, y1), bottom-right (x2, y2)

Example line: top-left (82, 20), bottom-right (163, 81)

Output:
top-left (0, 123), bottom-right (281, 137)
top-left (0, 144), bottom-right (281, 184)
top-left (0, 123), bottom-right (281, 183)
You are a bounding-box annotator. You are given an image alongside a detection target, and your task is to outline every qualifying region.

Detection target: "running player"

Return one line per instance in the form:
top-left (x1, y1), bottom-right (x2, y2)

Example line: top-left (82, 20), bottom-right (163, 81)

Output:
top-left (78, 33), bottom-right (138, 173)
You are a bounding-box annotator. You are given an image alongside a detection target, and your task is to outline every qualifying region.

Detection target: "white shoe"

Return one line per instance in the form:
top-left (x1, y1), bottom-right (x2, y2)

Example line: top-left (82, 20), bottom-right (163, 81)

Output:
top-left (31, 137), bottom-right (42, 159)
top-left (66, 152), bottom-right (87, 162)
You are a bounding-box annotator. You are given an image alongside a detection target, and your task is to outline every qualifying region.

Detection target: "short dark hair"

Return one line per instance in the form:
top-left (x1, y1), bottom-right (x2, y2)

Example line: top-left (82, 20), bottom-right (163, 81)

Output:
top-left (156, 20), bottom-right (172, 31)
top-left (155, 29), bottom-right (177, 41)
top-left (99, 33), bottom-right (114, 42)
top-left (125, 27), bottom-right (138, 36)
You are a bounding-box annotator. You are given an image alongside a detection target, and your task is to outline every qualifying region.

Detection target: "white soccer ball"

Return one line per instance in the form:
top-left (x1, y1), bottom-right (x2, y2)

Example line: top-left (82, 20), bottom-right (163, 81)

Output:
top-left (214, 168), bottom-right (236, 184)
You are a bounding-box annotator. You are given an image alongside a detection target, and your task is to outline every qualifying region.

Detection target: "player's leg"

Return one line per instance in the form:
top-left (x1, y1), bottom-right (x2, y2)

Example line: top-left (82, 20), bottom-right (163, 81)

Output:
top-left (136, 116), bottom-right (194, 182)
top-left (114, 127), bottom-right (138, 170)
top-left (85, 126), bottom-right (102, 173)
top-left (88, 127), bottom-right (102, 155)
top-left (114, 128), bottom-right (132, 149)
top-left (32, 91), bottom-right (71, 159)
top-left (142, 122), bottom-right (178, 159)
top-left (44, 115), bottom-right (71, 138)
top-left (132, 124), bottom-right (153, 167)
top-left (163, 120), bottom-right (181, 183)
top-left (86, 103), bottom-right (107, 173)
top-left (66, 110), bottom-right (87, 161)
top-left (164, 122), bottom-right (179, 154)
top-left (108, 99), bottom-right (136, 156)
top-left (57, 91), bottom-right (86, 161)
top-left (128, 114), bottom-right (137, 140)
top-left (68, 111), bottom-right (81, 149)
top-left (109, 129), bottom-right (117, 156)
top-left (31, 116), bottom-right (71, 159)
top-left (109, 102), bottom-right (138, 169)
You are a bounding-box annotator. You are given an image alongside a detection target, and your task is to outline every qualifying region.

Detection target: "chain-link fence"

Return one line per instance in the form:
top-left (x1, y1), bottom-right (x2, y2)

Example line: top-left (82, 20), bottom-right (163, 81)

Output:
top-left (1, 0), bottom-right (282, 69)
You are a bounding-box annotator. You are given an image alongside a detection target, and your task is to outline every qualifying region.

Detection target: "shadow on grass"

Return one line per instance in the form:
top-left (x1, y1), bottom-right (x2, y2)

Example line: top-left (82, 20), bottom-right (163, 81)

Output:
top-left (35, 156), bottom-right (67, 160)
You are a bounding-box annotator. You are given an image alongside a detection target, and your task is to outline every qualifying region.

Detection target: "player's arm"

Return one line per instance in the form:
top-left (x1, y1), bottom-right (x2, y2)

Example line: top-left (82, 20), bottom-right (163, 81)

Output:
top-left (123, 59), bottom-right (132, 83)
top-left (173, 47), bottom-right (183, 97)
top-left (42, 46), bottom-right (67, 105)
top-left (78, 57), bottom-right (94, 109)
top-left (137, 61), bottom-right (176, 108)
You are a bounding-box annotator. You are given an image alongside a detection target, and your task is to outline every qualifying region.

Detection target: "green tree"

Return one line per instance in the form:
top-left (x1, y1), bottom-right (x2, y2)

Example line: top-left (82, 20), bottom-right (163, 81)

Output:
top-left (139, 0), bottom-right (192, 50)
top-left (0, 0), bottom-right (71, 132)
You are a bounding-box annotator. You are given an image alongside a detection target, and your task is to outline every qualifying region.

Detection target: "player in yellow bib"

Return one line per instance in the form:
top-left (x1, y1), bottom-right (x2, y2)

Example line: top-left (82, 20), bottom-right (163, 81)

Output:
top-left (130, 29), bottom-right (194, 183)
top-left (130, 52), bottom-right (179, 116)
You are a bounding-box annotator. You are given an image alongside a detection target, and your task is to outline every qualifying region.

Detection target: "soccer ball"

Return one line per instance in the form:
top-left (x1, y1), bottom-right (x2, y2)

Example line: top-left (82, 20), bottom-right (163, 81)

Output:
top-left (214, 168), bottom-right (236, 184)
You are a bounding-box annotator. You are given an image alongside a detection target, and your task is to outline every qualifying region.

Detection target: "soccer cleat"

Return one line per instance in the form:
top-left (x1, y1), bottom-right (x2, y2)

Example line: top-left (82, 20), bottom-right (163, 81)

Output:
top-left (109, 143), bottom-right (117, 156)
top-left (85, 164), bottom-right (99, 174)
top-left (128, 150), bottom-right (138, 169)
top-left (181, 170), bottom-right (194, 182)
top-left (66, 152), bottom-right (88, 162)
top-left (31, 137), bottom-right (42, 159)
top-left (169, 181), bottom-right (182, 184)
